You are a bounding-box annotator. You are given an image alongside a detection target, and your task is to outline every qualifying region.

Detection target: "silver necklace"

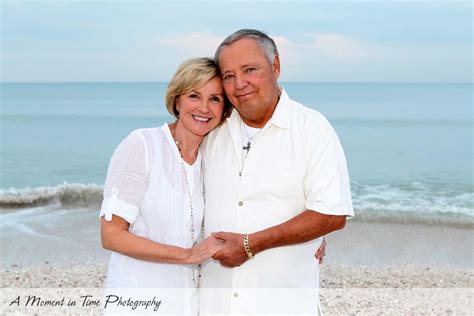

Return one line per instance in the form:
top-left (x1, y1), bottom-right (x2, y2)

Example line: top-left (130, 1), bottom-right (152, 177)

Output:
top-left (171, 123), bottom-right (202, 287)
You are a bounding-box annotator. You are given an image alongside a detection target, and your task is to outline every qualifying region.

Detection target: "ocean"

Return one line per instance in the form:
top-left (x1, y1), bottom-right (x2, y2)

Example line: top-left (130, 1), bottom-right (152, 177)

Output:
top-left (1, 82), bottom-right (472, 267)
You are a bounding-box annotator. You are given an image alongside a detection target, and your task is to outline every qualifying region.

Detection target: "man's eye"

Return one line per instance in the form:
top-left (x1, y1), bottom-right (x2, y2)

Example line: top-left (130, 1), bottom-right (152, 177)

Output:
top-left (223, 74), bottom-right (234, 80)
top-left (246, 67), bottom-right (256, 73)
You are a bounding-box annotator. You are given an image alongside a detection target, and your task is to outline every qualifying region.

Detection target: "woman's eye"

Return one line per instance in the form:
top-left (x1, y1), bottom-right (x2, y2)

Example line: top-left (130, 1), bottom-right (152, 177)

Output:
top-left (211, 96), bottom-right (222, 102)
top-left (189, 94), bottom-right (199, 99)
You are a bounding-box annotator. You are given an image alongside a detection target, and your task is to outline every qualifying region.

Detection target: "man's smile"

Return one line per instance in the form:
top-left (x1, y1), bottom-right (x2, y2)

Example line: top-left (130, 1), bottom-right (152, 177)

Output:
top-left (235, 91), bottom-right (255, 100)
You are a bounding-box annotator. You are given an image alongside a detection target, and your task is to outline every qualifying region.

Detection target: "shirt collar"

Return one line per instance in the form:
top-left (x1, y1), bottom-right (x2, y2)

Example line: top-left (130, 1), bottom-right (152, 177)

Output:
top-left (270, 87), bottom-right (291, 129)
top-left (226, 86), bottom-right (291, 129)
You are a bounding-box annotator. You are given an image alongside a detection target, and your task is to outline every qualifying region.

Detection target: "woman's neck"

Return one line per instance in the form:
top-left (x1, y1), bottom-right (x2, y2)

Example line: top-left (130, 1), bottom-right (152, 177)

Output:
top-left (169, 121), bottom-right (203, 165)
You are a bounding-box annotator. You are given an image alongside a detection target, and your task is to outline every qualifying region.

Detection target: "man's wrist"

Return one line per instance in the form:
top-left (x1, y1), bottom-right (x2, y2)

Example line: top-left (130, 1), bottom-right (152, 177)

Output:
top-left (243, 233), bottom-right (254, 259)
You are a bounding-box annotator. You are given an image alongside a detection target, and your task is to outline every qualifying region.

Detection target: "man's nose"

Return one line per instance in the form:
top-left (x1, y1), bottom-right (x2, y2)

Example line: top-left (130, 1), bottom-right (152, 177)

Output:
top-left (235, 74), bottom-right (248, 90)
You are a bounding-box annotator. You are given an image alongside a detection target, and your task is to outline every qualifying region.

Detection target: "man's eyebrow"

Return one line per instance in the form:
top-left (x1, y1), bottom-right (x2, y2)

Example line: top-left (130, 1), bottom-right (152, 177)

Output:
top-left (221, 63), bottom-right (258, 74)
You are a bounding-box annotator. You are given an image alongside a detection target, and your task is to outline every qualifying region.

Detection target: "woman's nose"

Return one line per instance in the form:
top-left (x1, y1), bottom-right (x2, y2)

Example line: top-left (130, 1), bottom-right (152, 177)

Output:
top-left (199, 100), bottom-right (210, 112)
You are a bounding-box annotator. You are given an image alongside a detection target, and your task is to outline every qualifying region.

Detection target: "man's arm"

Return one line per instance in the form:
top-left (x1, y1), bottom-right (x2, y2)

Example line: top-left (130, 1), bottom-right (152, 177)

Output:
top-left (212, 210), bottom-right (345, 267)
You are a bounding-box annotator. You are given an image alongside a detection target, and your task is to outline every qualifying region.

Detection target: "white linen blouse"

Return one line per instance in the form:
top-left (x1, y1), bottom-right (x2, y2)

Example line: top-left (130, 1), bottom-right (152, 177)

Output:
top-left (99, 123), bottom-right (204, 312)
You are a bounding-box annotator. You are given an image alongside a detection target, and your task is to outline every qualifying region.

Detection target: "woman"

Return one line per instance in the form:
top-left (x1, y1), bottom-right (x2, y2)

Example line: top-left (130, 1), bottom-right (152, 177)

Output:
top-left (99, 57), bottom-right (232, 314)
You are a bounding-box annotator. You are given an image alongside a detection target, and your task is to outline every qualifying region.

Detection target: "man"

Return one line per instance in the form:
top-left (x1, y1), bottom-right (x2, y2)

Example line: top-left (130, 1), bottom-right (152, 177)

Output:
top-left (200, 29), bottom-right (354, 314)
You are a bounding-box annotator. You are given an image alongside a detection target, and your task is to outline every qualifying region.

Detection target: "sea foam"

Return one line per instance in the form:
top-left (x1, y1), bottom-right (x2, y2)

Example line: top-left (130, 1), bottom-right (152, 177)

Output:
top-left (0, 183), bottom-right (103, 208)
top-left (0, 182), bottom-right (472, 227)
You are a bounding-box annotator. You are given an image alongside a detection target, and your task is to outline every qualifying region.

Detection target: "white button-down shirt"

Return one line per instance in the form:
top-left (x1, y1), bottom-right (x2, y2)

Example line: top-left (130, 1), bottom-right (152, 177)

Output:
top-left (199, 88), bottom-right (354, 314)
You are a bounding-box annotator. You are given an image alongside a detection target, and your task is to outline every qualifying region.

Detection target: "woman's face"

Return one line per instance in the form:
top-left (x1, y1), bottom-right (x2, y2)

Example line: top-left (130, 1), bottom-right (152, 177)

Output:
top-left (176, 76), bottom-right (225, 137)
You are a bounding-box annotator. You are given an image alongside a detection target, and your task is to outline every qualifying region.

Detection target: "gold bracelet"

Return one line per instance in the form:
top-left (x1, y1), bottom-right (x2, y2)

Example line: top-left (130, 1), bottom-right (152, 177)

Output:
top-left (243, 233), bottom-right (254, 259)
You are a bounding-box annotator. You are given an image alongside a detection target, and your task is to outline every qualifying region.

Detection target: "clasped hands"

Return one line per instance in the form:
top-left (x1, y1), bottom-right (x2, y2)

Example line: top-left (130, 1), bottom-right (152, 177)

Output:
top-left (206, 232), bottom-right (326, 268)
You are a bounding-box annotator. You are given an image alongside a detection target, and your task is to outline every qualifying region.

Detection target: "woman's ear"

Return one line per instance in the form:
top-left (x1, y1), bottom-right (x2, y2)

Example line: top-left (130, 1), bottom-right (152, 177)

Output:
top-left (175, 98), bottom-right (180, 113)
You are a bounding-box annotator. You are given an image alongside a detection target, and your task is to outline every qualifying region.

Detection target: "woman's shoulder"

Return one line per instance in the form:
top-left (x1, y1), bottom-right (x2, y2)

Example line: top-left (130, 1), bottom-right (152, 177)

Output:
top-left (111, 126), bottom-right (165, 170)
top-left (129, 125), bottom-right (163, 137)
top-left (126, 125), bottom-right (167, 143)
top-left (113, 126), bottom-right (162, 155)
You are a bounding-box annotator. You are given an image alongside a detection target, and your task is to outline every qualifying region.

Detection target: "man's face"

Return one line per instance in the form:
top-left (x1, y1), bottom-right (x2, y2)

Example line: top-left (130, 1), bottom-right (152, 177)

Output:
top-left (218, 38), bottom-right (281, 127)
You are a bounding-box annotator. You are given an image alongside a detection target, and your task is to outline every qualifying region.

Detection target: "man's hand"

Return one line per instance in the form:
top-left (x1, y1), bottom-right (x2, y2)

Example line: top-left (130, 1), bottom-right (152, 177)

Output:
top-left (211, 232), bottom-right (249, 267)
top-left (314, 237), bottom-right (326, 264)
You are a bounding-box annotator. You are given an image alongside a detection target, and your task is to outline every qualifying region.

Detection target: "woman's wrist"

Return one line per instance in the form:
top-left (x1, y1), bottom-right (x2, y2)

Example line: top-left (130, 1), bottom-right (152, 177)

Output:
top-left (180, 247), bottom-right (193, 264)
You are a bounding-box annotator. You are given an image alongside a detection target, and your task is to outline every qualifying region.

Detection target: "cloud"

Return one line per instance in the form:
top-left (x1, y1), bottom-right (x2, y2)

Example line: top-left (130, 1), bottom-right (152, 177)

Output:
top-left (145, 32), bottom-right (373, 81)
top-left (2, 30), bottom-right (471, 82)
top-left (272, 32), bottom-right (471, 82)
top-left (275, 33), bottom-right (371, 64)
top-left (272, 33), bottom-right (376, 81)
top-left (156, 32), bottom-right (223, 57)
top-left (309, 33), bottom-right (369, 60)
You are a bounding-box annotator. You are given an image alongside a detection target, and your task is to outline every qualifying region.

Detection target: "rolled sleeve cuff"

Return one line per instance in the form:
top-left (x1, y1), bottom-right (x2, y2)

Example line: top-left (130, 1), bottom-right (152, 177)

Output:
top-left (99, 197), bottom-right (139, 225)
top-left (305, 201), bottom-right (355, 218)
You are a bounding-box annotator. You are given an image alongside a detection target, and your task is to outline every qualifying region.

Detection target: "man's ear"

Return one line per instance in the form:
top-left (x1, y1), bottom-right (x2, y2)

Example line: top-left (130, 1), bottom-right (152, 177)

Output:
top-left (272, 55), bottom-right (281, 79)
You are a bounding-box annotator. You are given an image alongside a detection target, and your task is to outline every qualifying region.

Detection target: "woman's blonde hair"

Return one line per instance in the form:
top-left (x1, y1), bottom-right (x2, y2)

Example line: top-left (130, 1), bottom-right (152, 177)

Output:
top-left (165, 57), bottom-right (232, 122)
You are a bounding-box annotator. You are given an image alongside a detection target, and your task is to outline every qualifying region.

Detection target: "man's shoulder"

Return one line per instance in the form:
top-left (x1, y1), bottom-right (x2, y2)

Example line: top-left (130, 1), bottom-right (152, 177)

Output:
top-left (286, 97), bottom-right (333, 133)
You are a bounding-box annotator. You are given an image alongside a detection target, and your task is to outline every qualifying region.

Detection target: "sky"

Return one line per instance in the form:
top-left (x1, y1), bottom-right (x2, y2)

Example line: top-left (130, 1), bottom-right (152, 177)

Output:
top-left (1, 0), bottom-right (472, 83)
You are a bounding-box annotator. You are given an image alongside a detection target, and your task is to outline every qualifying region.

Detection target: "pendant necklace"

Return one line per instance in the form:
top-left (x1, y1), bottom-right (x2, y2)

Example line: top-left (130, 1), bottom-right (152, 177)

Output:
top-left (240, 120), bottom-right (268, 176)
top-left (241, 121), bottom-right (263, 159)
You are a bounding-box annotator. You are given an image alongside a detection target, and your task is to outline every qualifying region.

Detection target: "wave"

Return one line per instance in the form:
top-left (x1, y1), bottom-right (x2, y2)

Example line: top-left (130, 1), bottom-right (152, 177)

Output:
top-left (0, 183), bottom-right (103, 208)
top-left (351, 181), bottom-right (473, 215)
top-left (0, 182), bottom-right (472, 227)
top-left (352, 209), bottom-right (473, 228)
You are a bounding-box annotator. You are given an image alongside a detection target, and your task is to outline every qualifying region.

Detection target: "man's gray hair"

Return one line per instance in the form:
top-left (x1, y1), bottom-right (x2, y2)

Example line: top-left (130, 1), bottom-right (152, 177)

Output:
top-left (214, 29), bottom-right (279, 66)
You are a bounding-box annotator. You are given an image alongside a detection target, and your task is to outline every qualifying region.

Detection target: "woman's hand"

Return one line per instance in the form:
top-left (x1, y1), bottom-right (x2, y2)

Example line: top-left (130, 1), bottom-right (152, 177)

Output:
top-left (314, 237), bottom-right (326, 264)
top-left (185, 236), bottom-right (224, 264)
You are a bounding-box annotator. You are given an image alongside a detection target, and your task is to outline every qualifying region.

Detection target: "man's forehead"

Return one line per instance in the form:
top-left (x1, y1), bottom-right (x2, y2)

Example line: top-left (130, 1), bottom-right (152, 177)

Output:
top-left (218, 39), bottom-right (268, 69)
top-left (220, 38), bottom-right (263, 55)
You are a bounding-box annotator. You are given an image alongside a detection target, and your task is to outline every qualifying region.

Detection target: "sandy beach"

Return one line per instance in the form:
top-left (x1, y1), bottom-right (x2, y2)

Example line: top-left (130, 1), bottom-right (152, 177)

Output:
top-left (1, 220), bottom-right (473, 314)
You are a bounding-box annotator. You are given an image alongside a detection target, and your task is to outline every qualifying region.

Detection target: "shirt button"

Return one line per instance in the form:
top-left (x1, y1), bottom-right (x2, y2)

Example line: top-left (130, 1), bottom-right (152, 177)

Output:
top-left (233, 292), bottom-right (239, 298)
top-left (238, 201), bottom-right (243, 206)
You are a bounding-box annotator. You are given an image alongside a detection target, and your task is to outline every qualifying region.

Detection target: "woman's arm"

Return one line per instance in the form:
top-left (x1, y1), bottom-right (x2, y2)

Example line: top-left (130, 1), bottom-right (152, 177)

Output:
top-left (101, 215), bottom-right (222, 264)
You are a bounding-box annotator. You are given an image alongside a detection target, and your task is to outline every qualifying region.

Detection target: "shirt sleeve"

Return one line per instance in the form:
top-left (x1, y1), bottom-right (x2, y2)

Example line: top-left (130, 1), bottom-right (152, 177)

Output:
top-left (99, 131), bottom-right (149, 225)
top-left (304, 116), bottom-right (354, 217)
